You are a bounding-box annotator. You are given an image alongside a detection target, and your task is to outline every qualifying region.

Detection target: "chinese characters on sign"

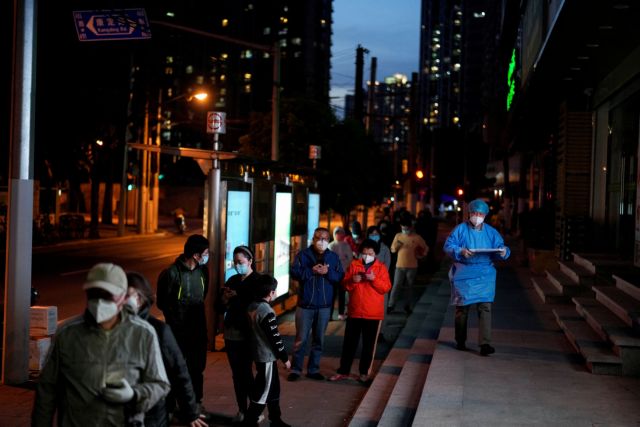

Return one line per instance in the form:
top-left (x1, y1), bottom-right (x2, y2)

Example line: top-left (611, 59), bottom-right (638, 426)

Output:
top-left (73, 9), bottom-right (151, 42)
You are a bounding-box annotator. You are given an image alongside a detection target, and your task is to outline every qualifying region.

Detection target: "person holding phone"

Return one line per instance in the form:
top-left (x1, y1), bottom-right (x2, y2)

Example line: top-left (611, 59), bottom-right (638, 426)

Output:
top-left (330, 239), bottom-right (391, 384)
top-left (444, 199), bottom-right (510, 356)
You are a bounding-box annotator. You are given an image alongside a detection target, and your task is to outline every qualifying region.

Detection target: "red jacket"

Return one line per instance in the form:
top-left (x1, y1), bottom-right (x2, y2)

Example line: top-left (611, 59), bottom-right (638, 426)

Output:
top-left (343, 258), bottom-right (392, 320)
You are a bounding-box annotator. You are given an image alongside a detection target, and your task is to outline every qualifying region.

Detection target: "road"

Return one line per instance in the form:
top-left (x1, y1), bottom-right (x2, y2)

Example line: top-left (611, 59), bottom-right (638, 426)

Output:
top-left (31, 232), bottom-right (188, 321)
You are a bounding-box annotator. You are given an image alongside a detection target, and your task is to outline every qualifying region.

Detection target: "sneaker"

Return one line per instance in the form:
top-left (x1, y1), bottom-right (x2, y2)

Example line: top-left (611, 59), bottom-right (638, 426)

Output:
top-left (337, 314), bottom-right (347, 320)
top-left (329, 373), bottom-right (349, 381)
top-left (480, 344), bottom-right (495, 356)
top-left (305, 372), bottom-right (326, 381)
top-left (231, 411), bottom-right (244, 423)
top-left (455, 342), bottom-right (467, 351)
top-left (357, 374), bottom-right (372, 386)
top-left (287, 372), bottom-right (300, 382)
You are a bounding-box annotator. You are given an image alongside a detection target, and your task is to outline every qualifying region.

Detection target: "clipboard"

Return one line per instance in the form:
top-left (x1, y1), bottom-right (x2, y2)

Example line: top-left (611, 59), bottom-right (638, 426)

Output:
top-left (469, 248), bottom-right (502, 253)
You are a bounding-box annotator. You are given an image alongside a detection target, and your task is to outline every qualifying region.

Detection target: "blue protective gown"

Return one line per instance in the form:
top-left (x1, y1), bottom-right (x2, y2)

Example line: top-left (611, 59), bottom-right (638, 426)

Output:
top-left (444, 221), bottom-right (511, 305)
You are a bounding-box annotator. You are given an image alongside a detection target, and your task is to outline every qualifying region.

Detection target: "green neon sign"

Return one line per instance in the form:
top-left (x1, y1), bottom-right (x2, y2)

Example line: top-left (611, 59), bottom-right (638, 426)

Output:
top-left (506, 49), bottom-right (516, 111)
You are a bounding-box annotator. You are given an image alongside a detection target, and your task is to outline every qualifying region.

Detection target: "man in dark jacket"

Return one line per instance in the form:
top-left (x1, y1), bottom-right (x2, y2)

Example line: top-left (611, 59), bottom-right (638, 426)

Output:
top-left (126, 272), bottom-right (208, 427)
top-left (157, 234), bottom-right (210, 408)
top-left (288, 227), bottom-right (344, 381)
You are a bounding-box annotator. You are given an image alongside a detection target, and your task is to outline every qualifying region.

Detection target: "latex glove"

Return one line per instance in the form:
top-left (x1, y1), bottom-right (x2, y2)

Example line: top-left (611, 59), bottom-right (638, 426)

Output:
top-left (498, 247), bottom-right (507, 258)
top-left (102, 378), bottom-right (135, 403)
top-left (460, 248), bottom-right (474, 258)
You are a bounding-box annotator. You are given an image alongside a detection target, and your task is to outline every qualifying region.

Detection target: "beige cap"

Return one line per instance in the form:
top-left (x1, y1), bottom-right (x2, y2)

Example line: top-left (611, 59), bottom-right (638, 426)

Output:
top-left (82, 263), bottom-right (128, 296)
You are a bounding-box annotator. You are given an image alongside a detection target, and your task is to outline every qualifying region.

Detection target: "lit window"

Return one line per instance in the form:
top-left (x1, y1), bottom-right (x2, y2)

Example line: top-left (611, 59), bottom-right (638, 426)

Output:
top-left (222, 18), bottom-right (229, 27)
top-left (430, 66), bottom-right (439, 72)
top-left (454, 19), bottom-right (461, 26)
top-left (165, 56), bottom-right (174, 64)
top-left (221, 53), bottom-right (228, 60)
top-left (453, 63), bottom-right (461, 71)
top-left (280, 16), bottom-right (288, 24)
top-left (220, 74), bottom-right (226, 81)
top-left (320, 19), bottom-right (326, 26)
top-left (185, 65), bottom-right (193, 74)
top-left (220, 88), bottom-right (226, 95)
top-left (244, 73), bottom-right (252, 81)
top-left (452, 116), bottom-right (460, 124)
top-left (247, 3), bottom-right (253, 10)
top-left (473, 11), bottom-right (486, 18)
top-left (279, 39), bottom-right (287, 47)
top-left (292, 37), bottom-right (302, 45)
top-left (294, 51), bottom-right (302, 58)
top-left (166, 11), bottom-right (175, 18)
top-left (264, 27), bottom-right (271, 35)
top-left (164, 67), bottom-right (173, 75)
top-left (241, 50), bottom-right (253, 59)
top-left (244, 84), bottom-right (251, 93)
top-left (263, 52), bottom-right (270, 59)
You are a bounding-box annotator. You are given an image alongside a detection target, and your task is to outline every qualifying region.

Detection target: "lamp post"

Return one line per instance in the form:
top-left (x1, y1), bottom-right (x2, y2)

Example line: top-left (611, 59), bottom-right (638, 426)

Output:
top-left (131, 88), bottom-right (209, 235)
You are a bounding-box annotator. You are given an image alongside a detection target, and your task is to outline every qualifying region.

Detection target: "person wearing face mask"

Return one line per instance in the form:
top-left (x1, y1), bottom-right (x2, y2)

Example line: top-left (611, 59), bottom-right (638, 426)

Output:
top-left (33, 263), bottom-right (170, 427)
top-left (329, 239), bottom-right (391, 384)
top-left (289, 227), bottom-right (344, 381)
top-left (216, 245), bottom-right (262, 423)
top-left (328, 226), bottom-right (353, 321)
top-left (389, 218), bottom-right (429, 315)
top-left (444, 198), bottom-right (510, 356)
top-left (366, 225), bottom-right (392, 340)
top-left (125, 272), bottom-right (208, 427)
top-left (157, 234), bottom-right (210, 411)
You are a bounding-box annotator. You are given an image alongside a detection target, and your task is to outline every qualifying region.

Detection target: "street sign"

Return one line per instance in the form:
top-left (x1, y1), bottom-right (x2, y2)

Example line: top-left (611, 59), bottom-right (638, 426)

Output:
top-left (73, 9), bottom-right (152, 41)
top-left (207, 111), bottom-right (226, 134)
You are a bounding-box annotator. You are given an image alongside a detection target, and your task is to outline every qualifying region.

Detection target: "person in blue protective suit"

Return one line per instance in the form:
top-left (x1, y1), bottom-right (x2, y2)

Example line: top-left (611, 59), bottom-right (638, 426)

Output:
top-left (444, 199), bottom-right (510, 356)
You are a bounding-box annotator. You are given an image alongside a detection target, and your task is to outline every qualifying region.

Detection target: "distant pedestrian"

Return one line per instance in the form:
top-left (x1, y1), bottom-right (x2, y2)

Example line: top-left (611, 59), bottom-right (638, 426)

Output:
top-left (288, 227), bottom-right (344, 381)
top-left (330, 239), bottom-right (391, 384)
top-left (157, 234), bottom-right (210, 410)
top-left (216, 245), bottom-right (262, 423)
top-left (366, 225), bottom-right (392, 338)
top-left (444, 199), bottom-right (510, 356)
top-left (329, 226), bottom-right (353, 320)
top-left (243, 275), bottom-right (292, 427)
top-left (389, 218), bottom-right (429, 314)
top-left (33, 263), bottom-right (170, 426)
top-left (126, 272), bottom-right (208, 427)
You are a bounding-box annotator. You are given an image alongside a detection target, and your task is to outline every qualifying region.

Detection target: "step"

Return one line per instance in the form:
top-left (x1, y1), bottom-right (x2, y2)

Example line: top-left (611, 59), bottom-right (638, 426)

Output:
top-left (349, 279), bottom-right (449, 427)
top-left (572, 252), bottom-right (631, 275)
top-left (531, 276), bottom-right (571, 304)
top-left (613, 271), bottom-right (640, 302)
top-left (558, 260), bottom-right (596, 286)
top-left (546, 269), bottom-right (594, 297)
top-left (593, 286), bottom-right (640, 332)
top-left (553, 308), bottom-right (623, 375)
top-left (573, 297), bottom-right (640, 376)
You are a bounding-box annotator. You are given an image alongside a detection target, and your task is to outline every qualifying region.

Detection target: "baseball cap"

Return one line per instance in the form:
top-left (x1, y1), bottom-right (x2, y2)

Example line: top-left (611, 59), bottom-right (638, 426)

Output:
top-left (83, 263), bottom-right (128, 296)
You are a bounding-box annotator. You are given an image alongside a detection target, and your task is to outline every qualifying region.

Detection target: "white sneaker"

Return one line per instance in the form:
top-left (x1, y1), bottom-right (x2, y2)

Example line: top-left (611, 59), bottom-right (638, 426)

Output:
top-left (338, 314), bottom-right (347, 320)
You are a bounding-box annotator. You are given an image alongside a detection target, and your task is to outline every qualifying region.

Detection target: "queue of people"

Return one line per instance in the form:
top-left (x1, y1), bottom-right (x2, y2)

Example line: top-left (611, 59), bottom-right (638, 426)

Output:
top-left (32, 200), bottom-right (510, 426)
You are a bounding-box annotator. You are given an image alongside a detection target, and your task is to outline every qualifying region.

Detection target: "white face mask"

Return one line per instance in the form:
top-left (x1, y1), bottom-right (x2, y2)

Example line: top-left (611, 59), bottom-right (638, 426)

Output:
top-left (470, 216), bottom-right (485, 226)
top-left (125, 295), bottom-right (139, 313)
top-left (87, 298), bottom-right (120, 323)
top-left (199, 254), bottom-right (209, 266)
top-left (362, 254), bottom-right (375, 264)
top-left (315, 240), bottom-right (329, 251)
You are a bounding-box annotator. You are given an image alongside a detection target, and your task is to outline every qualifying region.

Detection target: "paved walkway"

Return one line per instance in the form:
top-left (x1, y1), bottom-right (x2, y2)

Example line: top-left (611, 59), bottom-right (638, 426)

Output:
top-left (414, 244), bottom-right (640, 427)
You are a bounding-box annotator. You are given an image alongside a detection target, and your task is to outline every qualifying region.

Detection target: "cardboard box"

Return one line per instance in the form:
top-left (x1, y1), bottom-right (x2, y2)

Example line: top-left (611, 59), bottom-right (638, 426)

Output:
top-left (30, 306), bottom-right (58, 336)
top-left (29, 336), bottom-right (51, 371)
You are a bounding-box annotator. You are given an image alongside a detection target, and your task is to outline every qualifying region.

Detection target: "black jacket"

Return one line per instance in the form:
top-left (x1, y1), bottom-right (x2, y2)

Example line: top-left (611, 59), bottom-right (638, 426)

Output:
top-left (216, 271), bottom-right (262, 338)
top-left (138, 307), bottom-right (200, 426)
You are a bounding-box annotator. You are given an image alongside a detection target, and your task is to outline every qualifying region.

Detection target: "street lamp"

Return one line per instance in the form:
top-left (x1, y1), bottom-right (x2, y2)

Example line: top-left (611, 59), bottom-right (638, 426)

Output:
top-left (118, 87), bottom-right (210, 236)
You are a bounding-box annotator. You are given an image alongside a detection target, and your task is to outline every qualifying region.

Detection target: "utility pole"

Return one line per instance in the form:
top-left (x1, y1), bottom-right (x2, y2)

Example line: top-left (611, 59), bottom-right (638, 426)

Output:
top-left (137, 99), bottom-right (150, 234)
top-left (354, 44), bottom-right (368, 124)
top-left (365, 56), bottom-right (377, 134)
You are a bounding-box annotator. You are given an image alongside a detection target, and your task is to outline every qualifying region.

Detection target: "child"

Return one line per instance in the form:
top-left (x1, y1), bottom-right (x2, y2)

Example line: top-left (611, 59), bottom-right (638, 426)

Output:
top-left (244, 275), bottom-right (291, 427)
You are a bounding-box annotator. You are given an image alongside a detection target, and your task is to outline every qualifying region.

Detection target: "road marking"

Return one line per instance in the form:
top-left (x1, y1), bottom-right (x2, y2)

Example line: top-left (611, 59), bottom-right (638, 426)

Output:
top-left (61, 268), bottom-right (91, 277)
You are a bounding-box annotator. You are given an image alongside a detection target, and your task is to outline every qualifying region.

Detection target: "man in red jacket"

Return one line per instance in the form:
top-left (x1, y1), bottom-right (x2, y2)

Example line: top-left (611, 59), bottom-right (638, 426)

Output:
top-left (329, 239), bottom-right (392, 385)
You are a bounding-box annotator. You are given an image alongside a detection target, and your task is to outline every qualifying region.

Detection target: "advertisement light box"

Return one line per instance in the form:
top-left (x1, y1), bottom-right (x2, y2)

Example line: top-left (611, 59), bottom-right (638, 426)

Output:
top-left (273, 192), bottom-right (292, 297)
top-left (225, 190), bottom-right (250, 281)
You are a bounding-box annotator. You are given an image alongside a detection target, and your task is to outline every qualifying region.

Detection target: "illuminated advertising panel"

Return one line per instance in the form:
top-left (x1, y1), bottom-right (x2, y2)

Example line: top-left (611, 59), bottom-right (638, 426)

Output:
top-left (273, 192), bottom-right (292, 297)
top-left (224, 190), bottom-right (251, 281)
top-left (307, 193), bottom-right (320, 246)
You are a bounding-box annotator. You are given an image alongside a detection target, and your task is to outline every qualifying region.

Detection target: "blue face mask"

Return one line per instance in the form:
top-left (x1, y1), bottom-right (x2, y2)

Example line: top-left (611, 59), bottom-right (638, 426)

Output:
top-left (369, 234), bottom-right (380, 242)
top-left (235, 263), bottom-right (249, 275)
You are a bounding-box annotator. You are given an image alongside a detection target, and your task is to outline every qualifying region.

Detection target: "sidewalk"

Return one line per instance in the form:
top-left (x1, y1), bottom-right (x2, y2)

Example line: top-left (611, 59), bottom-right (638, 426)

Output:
top-left (413, 241), bottom-right (640, 426)
top-left (0, 263), bottom-right (432, 427)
